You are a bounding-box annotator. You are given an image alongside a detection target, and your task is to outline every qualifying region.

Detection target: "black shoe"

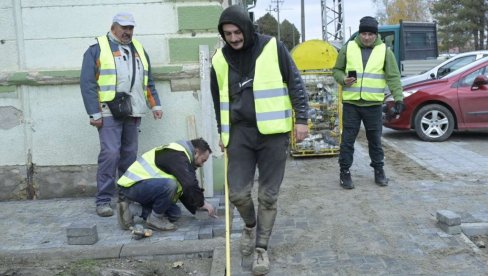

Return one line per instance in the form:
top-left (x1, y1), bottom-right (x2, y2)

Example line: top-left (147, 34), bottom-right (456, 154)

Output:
top-left (374, 168), bottom-right (389, 186)
top-left (340, 169), bottom-right (354, 189)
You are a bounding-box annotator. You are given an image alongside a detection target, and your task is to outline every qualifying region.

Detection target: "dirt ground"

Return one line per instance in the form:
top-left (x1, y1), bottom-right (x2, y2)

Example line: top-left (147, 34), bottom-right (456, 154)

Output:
top-left (1, 132), bottom-right (486, 275)
top-left (0, 256), bottom-right (212, 276)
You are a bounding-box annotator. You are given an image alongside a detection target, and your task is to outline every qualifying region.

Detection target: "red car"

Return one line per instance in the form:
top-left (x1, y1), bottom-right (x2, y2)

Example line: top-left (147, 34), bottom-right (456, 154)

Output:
top-left (383, 56), bottom-right (488, 142)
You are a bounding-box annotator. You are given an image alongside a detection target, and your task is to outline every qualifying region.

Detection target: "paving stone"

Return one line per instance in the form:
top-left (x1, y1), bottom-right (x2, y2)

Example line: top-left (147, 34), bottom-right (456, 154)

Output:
top-left (461, 222), bottom-right (488, 236)
top-left (184, 230), bottom-right (199, 240)
top-left (66, 223), bottom-right (98, 245)
top-left (437, 222), bottom-right (461, 235)
top-left (66, 223), bottom-right (97, 237)
top-left (212, 225), bottom-right (225, 237)
top-left (217, 206), bottom-right (226, 216)
top-left (436, 210), bottom-right (461, 226)
top-left (194, 209), bottom-right (208, 220)
top-left (198, 224), bottom-right (213, 239)
top-left (67, 235), bottom-right (98, 245)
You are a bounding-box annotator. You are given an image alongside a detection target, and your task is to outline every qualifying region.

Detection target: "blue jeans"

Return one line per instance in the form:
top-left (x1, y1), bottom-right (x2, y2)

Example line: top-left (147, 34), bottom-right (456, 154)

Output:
top-left (119, 178), bottom-right (182, 222)
top-left (96, 116), bottom-right (140, 205)
top-left (339, 103), bottom-right (384, 170)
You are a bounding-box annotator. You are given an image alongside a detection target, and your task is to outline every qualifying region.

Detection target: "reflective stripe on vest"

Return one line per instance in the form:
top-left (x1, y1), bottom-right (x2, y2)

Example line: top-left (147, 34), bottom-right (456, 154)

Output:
top-left (211, 37), bottom-right (292, 146)
top-left (343, 42), bottom-right (386, 102)
top-left (96, 36), bottom-right (149, 102)
top-left (117, 143), bottom-right (191, 202)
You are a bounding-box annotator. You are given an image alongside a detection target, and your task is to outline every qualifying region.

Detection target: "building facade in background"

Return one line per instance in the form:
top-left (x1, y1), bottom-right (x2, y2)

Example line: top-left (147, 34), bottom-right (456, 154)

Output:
top-left (0, 0), bottom-right (225, 200)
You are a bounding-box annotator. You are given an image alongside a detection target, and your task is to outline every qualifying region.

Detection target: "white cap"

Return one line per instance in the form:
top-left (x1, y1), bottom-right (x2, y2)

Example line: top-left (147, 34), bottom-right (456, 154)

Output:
top-left (113, 12), bottom-right (136, 26)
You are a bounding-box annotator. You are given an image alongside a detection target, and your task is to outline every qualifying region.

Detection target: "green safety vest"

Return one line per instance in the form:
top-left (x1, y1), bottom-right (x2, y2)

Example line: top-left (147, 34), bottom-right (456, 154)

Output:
top-left (212, 37), bottom-right (292, 146)
top-left (117, 142), bottom-right (191, 203)
top-left (343, 42), bottom-right (386, 102)
top-left (97, 36), bottom-right (149, 102)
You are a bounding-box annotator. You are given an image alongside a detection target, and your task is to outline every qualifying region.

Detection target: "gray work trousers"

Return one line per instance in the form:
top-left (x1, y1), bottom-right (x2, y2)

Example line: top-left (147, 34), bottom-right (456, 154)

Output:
top-left (227, 124), bottom-right (289, 249)
top-left (96, 116), bottom-right (140, 205)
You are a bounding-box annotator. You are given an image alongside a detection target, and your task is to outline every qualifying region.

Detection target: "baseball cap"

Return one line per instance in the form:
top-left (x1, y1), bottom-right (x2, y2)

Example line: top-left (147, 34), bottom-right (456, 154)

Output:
top-left (113, 12), bottom-right (136, 27)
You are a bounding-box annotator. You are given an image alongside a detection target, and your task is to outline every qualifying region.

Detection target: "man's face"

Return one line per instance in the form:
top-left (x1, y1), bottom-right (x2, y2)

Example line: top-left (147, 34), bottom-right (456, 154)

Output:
top-left (359, 32), bottom-right (377, 47)
top-left (222, 24), bottom-right (244, 50)
top-left (111, 23), bottom-right (134, 44)
top-left (194, 149), bottom-right (210, 168)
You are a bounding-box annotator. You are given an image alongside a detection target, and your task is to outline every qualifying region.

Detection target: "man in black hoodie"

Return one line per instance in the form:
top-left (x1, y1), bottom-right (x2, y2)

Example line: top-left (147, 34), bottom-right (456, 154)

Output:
top-left (211, 5), bottom-right (309, 275)
top-left (116, 138), bottom-right (217, 232)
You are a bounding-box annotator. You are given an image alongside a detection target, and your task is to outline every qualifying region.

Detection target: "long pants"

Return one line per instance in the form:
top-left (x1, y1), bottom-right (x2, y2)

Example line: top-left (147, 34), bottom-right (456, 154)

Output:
top-left (119, 178), bottom-right (182, 222)
top-left (95, 116), bottom-right (140, 205)
top-left (227, 124), bottom-right (289, 249)
top-left (339, 103), bottom-right (384, 170)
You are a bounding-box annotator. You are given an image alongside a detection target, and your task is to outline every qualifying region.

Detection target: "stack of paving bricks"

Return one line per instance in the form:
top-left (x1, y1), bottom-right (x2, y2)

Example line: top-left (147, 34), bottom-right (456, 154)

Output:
top-left (66, 223), bottom-right (98, 245)
top-left (436, 210), bottom-right (461, 235)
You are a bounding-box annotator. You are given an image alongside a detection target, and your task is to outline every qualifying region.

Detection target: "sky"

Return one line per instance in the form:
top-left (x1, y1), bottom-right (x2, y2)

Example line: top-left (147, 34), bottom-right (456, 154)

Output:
top-left (250, 0), bottom-right (376, 41)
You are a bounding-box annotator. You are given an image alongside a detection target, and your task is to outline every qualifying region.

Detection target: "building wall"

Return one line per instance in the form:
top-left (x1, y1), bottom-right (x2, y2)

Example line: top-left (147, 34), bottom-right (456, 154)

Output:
top-left (0, 0), bottom-right (225, 200)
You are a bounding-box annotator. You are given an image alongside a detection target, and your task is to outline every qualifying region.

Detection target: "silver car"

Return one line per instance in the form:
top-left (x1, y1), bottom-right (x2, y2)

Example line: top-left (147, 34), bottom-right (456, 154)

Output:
top-left (401, 50), bottom-right (488, 87)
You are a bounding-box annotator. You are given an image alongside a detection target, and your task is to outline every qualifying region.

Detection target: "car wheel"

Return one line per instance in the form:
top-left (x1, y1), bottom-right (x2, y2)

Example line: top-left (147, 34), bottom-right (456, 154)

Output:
top-left (414, 104), bottom-right (454, 142)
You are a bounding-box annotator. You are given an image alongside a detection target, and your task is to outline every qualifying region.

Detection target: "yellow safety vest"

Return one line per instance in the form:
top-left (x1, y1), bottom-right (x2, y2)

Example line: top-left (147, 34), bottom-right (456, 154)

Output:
top-left (343, 42), bottom-right (386, 102)
top-left (97, 36), bottom-right (149, 102)
top-left (117, 143), bottom-right (192, 203)
top-left (212, 37), bottom-right (292, 146)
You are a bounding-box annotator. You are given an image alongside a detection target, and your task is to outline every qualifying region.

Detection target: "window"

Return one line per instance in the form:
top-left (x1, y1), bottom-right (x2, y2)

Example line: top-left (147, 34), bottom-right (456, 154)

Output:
top-left (459, 66), bottom-right (487, 87)
top-left (438, 56), bottom-right (477, 78)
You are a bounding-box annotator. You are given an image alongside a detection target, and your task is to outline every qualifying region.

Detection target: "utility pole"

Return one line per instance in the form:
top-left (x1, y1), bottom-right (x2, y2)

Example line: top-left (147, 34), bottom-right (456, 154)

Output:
top-left (300, 0), bottom-right (305, 42)
top-left (269, 0), bottom-right (283, 41)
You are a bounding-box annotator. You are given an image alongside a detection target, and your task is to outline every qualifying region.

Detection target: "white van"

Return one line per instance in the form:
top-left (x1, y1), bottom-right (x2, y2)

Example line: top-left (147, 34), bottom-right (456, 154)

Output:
top-left (401, 50), bottom-right (488, 87)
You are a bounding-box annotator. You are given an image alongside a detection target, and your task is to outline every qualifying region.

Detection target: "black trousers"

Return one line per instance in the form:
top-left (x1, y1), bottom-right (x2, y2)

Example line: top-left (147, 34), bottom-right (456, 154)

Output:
top-left (227, 124), bottom-right (289, 249)
top-left (339, 103), bottom-right (384, 170)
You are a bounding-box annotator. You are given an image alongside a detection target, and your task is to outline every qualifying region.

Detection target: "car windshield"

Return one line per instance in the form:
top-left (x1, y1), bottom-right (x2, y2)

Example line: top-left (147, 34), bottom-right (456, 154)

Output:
top-left (444, 56), bottom-right (488, 79)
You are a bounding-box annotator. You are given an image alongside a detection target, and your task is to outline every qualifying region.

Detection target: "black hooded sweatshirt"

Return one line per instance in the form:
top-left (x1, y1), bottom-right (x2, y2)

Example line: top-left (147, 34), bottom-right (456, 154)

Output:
top-left (210, 5), bottom-right (308, 133)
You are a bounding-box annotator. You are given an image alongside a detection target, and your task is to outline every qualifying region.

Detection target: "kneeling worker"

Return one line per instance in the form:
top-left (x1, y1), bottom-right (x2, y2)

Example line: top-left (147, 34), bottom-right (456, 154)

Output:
top-left (117, 138), bottom-right (217, 231)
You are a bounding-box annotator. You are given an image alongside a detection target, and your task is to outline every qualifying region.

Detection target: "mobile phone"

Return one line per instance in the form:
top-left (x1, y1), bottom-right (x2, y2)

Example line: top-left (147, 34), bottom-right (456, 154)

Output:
top-left (348, 70), bottom-right (357, 79)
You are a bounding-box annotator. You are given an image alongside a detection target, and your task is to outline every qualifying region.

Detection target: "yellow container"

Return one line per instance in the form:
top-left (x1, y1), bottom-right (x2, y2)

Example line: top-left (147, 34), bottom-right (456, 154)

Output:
top-left (290, 40), bottom-right (342, 157)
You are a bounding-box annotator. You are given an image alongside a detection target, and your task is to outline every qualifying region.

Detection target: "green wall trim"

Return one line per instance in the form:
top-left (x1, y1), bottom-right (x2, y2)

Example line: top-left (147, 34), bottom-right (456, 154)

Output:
top-left (0, 85), bottom-right (16, 93)
top-left (178, 6), bottom-right (221, 32)
top-left (0, 65), bottom-right (195, 86)
top-left (169, 37), bottom-right (219, 63)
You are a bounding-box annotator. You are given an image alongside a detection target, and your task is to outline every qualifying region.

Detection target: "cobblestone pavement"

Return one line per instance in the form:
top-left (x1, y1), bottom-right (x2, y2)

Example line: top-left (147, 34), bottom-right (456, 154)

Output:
top-left (1, 133), bottom-right (488, 275)
top-left (229, 132), bottom-right (488, 275)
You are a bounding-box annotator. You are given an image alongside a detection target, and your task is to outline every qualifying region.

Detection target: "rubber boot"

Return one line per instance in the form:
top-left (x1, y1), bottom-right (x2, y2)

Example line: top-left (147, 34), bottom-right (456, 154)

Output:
top-left (240, 226), bottom-right (255, 256)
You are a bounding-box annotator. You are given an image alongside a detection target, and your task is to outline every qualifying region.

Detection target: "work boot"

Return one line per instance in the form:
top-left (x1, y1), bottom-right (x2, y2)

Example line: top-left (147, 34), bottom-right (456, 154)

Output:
top-left (146, 213), bottom-right (176, 231)
top-left (252, 247), bottom-right (270, 275)
top-left (340, 169), bottom-right (354, 189)
top-left (240, 226), bottom-right (255, 256)
top-left (96, 203), bottom-right (113, 217)
top-left (117, 200), bottom-right (134, 230)
top-left (374, 168), bottom-right (389, 186)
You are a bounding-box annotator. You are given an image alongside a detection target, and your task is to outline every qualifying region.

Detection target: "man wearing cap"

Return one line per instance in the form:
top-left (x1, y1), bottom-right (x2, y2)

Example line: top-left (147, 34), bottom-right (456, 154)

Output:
top-left (332, 16), bottom-right (404, 190)
top-left (80, 12), bottom-right (163, 217)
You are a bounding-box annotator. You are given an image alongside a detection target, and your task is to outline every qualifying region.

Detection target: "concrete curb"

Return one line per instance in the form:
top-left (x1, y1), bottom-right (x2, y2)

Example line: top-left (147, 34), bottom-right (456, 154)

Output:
top-left (0, 238), bottom-right (226, 273)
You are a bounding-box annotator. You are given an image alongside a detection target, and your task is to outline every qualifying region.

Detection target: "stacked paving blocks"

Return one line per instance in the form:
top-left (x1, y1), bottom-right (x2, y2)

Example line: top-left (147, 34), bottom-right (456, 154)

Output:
top-left (66, 223), bottom-right (98, 245)
top-left (436, 210), bottom-right (461, 235)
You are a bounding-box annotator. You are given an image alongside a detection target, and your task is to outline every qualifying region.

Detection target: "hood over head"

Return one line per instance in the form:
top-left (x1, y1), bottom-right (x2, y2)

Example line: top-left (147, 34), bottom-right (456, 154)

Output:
top-left (218, 5), bottom-right (255, 50)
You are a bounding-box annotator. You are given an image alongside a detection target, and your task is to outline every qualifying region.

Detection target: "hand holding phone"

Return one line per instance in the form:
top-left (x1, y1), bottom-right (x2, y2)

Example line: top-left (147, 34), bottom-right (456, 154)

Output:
top-left (347, 70), bottom-right (357, 79)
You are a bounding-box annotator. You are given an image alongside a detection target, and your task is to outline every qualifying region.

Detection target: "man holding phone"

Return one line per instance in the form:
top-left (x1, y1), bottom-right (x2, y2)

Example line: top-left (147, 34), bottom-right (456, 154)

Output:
top-left (332, 16), bottom-right (404, 189)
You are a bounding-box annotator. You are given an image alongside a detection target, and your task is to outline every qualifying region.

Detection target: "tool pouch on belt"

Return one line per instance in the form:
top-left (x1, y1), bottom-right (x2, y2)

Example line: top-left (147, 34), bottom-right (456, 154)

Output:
top-left (106, 93), bottom-right (132, 120)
